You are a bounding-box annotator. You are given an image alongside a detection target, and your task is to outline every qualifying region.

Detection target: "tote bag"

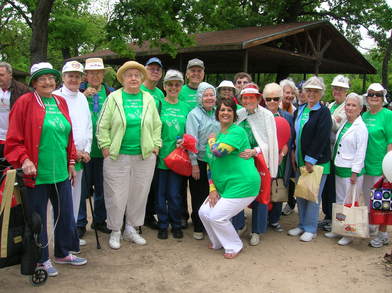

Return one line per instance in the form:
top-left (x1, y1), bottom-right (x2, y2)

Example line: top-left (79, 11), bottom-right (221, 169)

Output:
top-left (331, 183), bottom-right (369, 238)
top-left (271, 178), bottom-right (288, 202)
top-left (294, 165), bottom-right (323, 203)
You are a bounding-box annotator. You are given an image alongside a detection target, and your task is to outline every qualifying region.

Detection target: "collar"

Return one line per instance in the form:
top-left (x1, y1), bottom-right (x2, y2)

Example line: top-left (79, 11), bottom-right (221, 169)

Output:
top-left (60, 85), bottom-right (78, 97)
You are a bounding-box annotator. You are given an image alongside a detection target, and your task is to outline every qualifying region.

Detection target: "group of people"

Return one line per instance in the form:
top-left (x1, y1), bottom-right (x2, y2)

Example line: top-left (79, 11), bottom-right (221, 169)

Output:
top-left (0, 55), bottom-right (391, 276)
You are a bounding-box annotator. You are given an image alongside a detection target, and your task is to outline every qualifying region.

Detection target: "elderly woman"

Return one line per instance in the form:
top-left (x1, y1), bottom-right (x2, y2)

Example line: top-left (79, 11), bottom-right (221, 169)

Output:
top-left (324, 93), bottom-right (368, 245)
top-left (53, 61), bottom-right (92, 248)
top-left (216, 80), bottom-right (239, 104)
top-left (96, 61), bottom-right (162, 249)
top-left (263, 83), bottom-right (294, 234)
top-left (186, 82), bottom-right (220, 240)
top-left (288, 76), bottom-right (332, 242)
top-left (5, 62), bottom-right (87, 277)
top-left (279, 78), bottom-right (298, 114)
top-left (361, 83), bottom-right (392, 247)
top-left (199, 99), bottom-right (260, 259)
top-left (235, 83), bottom-right (279, 246)
top-left (319, 75), bottom-right (350, 232)
top-left (155, 70), bottom-right (191, 240)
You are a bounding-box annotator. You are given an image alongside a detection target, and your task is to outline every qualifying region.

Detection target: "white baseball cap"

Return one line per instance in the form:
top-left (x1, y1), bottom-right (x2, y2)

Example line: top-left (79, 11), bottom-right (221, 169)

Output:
top-left (331, 75), bottom-right (349, 89)
top-left (62, 61), bottom-right (84, 74)
top-left (84, 58), bottom-right (106, 71)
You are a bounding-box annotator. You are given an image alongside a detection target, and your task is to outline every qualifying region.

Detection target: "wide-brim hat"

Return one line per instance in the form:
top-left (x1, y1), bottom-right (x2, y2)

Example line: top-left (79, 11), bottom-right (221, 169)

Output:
top-left (29, 62), bottom-right (61, 86)
top-left (116, 61), bottom-right (148, 84)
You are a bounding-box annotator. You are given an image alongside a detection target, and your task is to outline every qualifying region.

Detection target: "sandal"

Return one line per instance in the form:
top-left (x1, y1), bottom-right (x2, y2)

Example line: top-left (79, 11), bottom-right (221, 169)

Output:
top-left (223, 249), bottom-right (242, 259)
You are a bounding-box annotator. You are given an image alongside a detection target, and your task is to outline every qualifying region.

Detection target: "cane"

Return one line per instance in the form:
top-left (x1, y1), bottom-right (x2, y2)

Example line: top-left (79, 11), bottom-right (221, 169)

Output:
top-left (87, 187), bottom-right (101, 249)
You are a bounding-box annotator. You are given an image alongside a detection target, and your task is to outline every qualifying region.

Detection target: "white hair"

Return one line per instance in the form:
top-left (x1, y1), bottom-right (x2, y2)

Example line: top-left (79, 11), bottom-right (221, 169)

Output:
top-left (346, 92), bottom-right (364, 108)
top-left (0, 62), bottom-right (12, 74)
top-left (263, 83), bottom-right (283, 98)
top-left (279, 78), bottom-right (298, 95)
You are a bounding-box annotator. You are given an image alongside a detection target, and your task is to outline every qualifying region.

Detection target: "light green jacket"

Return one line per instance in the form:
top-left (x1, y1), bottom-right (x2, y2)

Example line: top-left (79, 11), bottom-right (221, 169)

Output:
top-left (96, 88), bottom-right (162, 160)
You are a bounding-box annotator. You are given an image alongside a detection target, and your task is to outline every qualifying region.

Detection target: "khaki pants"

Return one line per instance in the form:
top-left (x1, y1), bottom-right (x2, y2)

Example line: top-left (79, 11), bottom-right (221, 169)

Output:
top-left (103, 154), bottom-right (156, 231)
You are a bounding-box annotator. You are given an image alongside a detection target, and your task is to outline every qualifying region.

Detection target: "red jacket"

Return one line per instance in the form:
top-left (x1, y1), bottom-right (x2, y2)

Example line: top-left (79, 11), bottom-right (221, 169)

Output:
top-left (4, 91), bottom-right (77, 187)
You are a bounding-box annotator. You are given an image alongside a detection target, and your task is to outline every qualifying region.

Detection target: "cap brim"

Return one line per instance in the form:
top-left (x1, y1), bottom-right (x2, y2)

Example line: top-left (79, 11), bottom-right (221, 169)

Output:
top-left (29, 68), bottom-right (61, 86)
top-left (304, 85), bottom-right (323, 90)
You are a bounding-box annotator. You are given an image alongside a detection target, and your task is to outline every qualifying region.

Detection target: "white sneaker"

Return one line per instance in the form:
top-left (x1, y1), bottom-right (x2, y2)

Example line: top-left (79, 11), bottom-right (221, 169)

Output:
top-left (79, 239), bottom-right (87, 246)
top-left (337, 237), bottom-right (353, 246)
top-left (288, 227), bottom-right (304, 236)
top-left (109, 231), bottom-right (121, 249)
top-left (193, 232), bottom-right (204, 240)
top-left (249, 233), bottom-right (260, 246)
top-left (369, 232), bottom-right (389, 248)
top-left (324, 232), bottom-right (339, 239)
top-left (300, 232), bottom-right (316, 242)
top-left (123, 229), bottom-right (146, 245)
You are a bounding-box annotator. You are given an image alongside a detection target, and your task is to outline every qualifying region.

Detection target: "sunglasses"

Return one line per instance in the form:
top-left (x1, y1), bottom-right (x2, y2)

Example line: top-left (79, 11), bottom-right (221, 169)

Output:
top-left (367, 92), bottom-right (383, 98)
top-left (265, 97), bottom-right (280, 102)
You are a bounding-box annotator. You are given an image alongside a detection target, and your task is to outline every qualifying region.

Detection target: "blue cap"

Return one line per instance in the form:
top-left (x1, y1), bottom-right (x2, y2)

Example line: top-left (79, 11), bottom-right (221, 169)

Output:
top-left (296, 80), bottom-right (305, 90)
top-left (145, 57), bottom-right (163, 67)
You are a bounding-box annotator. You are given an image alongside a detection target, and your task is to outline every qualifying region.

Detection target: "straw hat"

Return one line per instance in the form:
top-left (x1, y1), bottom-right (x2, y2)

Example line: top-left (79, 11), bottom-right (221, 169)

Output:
top-left (116, 61), bottom-right (147, 84)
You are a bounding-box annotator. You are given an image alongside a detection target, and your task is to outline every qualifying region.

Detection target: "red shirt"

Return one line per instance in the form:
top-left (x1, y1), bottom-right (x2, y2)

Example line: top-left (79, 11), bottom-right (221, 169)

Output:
top-left (5, 92), bottom-right (77, 187)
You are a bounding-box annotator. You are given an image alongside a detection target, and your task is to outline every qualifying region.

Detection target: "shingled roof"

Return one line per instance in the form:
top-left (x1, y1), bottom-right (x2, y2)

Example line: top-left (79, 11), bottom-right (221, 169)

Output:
top-left (69, 21), bottom-right (376, 75)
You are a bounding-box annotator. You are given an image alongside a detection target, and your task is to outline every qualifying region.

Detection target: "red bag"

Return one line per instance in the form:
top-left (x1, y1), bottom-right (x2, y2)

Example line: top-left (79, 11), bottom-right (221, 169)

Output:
top-left (254, 153), bottom-right (271, 205)
top-left (164, 147), bottom-right (192, 176)
top-left (182, 134), bottom-right (198, 153)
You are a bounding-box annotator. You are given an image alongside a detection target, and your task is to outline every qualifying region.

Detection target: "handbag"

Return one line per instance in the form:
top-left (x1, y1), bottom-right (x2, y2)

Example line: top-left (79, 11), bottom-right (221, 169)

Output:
top-left (331, 183), bottom-right (369, 238)
top-left (294, 165), bottom-right (323, 203)
top-left (254, 153), bottom-right (271, 205)
top-left (163, 147), bottom-right (192, 177)
top-left (271, 178), bottom-right (288, 202)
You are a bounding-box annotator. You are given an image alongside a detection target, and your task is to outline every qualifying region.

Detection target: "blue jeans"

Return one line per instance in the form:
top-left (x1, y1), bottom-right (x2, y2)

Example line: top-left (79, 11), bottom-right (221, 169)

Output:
top-left (296, 174), bottom-right (327, 233)
top-left (77, 157), bottom-right (106, 227)
top-left (155, 169), bottom-right (183, 230)
top-left (24, 179), bottom-right (78, 263)
top-left (251, 201), bottom-right (268, 234)
top-left (232, 210), bottom-right (245, 230)
top-left (269, 202), bottom-right (283, 224)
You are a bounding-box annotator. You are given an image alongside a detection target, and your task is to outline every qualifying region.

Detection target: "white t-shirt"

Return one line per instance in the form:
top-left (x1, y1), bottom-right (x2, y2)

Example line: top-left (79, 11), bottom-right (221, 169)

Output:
top-left (0, 88), bottom-right (11, 141)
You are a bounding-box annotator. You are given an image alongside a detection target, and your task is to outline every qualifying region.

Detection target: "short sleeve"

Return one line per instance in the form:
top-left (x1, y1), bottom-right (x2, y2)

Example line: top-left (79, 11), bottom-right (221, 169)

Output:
top-left (218, 125), bottom-right (248, 151)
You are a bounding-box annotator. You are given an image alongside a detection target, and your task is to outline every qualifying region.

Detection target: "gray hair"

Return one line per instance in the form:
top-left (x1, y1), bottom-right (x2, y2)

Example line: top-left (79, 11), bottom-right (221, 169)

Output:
top-left (0, 62), bottom-right (12, 75)
top-left (346, 92), bottom-right (364, 108)
top-left (279, 78), bottom-right (298, 95)
top-left (263, 83), bottom-right (283, 98)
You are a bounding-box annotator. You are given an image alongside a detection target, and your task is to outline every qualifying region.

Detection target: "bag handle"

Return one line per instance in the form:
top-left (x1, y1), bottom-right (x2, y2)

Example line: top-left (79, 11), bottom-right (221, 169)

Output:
top-left (347, 182), bottom-right (357, 208)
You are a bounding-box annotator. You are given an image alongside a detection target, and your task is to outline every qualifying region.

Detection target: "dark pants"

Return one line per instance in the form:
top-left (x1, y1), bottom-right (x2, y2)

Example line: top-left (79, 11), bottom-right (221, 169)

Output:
top-left (287, 180), bottom-right (296, 209)
top-left (188, 160), bottom-right (209, 233)
top-left (181, 177), bottom-right (189, 221)
top-left (155, 169), bottom-right (183, 230)
top-left (145, 168), bottom-right (158, 221)
top-left (77, 157), bottom-right (106, 228)
top-left (269, 202), bottom-right (283, 224)
top-left (321, 164), bottom-right (336, 221)
top-left (24, 179), bottom-right (78, 263)
top-left (251, 201), bottom-right (268, 234)
top-left (232, 210), bottom-right (245, 230)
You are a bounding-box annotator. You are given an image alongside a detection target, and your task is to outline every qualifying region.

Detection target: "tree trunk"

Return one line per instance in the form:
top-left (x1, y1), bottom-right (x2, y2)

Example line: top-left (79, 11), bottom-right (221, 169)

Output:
top-left (381, 30), bottom-right (392, 89)
top-left (61, 48), bottom-right (71, 60)
top-left (30, 0), bottom-right (55, 65)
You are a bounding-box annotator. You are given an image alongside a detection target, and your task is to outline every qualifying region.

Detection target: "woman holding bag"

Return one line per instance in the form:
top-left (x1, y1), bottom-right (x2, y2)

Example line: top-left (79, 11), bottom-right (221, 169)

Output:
top-left (324, 93), bottom-right (368, 245)
top-left (155, 70), bottom-right (191, 240)
top-left (288, 76), bottom-right (332, 242)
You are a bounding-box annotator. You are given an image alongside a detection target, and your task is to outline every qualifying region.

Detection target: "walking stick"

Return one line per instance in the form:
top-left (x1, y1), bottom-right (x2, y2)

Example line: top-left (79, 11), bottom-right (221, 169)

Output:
top-left (87, 187), bottom-right (101, 249)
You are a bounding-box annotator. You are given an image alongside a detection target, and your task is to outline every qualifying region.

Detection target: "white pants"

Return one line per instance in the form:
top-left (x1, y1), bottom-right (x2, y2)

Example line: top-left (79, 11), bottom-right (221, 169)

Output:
top-left (199, 196), bottom-right (256, 254)
top-left (103, 154), bottom-right (156, 231)
top-left (335, 175), bottom-right (364, 205)
top-left (362, 175), bottom-right (382, 209)
top-left (71, 169), bottom-right (83, 223)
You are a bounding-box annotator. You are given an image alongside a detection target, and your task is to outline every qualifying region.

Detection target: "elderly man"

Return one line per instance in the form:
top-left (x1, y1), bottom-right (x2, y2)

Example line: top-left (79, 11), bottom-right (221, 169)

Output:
top-left (0, 62), bottom-right (29, 158)
top-left (233, 72), bottom-right (252, 93)
top-left (77, 58), bottom-right (114, 237)
top-left (319, 75), bottom-right (350, 232)
top-left (179, 58), bottom-right (205, 109)
top-left (141, 57), bottom-right (164, 229)
top-left (141, 57), bottom-right (164, 104)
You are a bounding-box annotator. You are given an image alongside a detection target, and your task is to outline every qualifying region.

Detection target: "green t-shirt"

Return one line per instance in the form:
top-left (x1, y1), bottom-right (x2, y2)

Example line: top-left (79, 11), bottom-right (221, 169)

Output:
top-left (333, 122), bottom-right (364, 177)
top-left (158, 99), bottom-right (191, 169)
top-left (36, 98), bottom-right (71, 185)
top-left (238, 119), bottom-right (258, 148)
top-left (362, 108), bottom-right (392, 176)
top-left (205, 124), bottom-right (260, 198)
top-left (297, 107), bottom-right (330, 174)
top-left (119, 90), bottom-right (143, 155)
top-left (87, 85), bottom-right (108, 158)
top-left (141, 84), bottom-right (164, 102)
top-left (179, 85), bottom-right (198, 109)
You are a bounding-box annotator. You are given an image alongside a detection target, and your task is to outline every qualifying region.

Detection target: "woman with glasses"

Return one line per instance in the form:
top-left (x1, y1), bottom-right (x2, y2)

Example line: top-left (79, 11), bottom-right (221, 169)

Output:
top-left (362, 83), bottom-right (392, 248)
top-left (96, 61), bottom-right (162, 250)
top-left (5, 62), bottom-right (87, 277)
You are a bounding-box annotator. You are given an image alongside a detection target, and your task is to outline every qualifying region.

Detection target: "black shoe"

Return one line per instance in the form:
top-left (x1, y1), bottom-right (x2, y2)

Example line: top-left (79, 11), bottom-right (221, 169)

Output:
top-left (181, 219), bottom-right (188, 229)
top-left (157, 229), bottom-right (168, 239)
top-left (144, 217), bottom-right (159, 230)
top-left (172, 228), bottom-right (183, 239)
top-left (77, 226), bottom-right (86, 238)
top-left (91, 222), bottom-right (111, 234)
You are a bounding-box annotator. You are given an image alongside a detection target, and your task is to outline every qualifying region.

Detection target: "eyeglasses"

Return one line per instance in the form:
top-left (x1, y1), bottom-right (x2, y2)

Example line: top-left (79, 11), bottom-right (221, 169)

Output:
top-left (265, 97), bottom-right (280, 102)
top-left (36, 76), bottom-right (56, 83)
top-left (367, 92), bottom-right (383, 98)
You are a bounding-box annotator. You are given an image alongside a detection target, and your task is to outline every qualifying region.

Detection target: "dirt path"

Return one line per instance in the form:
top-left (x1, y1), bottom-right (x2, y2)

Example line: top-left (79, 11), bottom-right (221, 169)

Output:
top-left (1, 210), bottom-right (391, 293)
